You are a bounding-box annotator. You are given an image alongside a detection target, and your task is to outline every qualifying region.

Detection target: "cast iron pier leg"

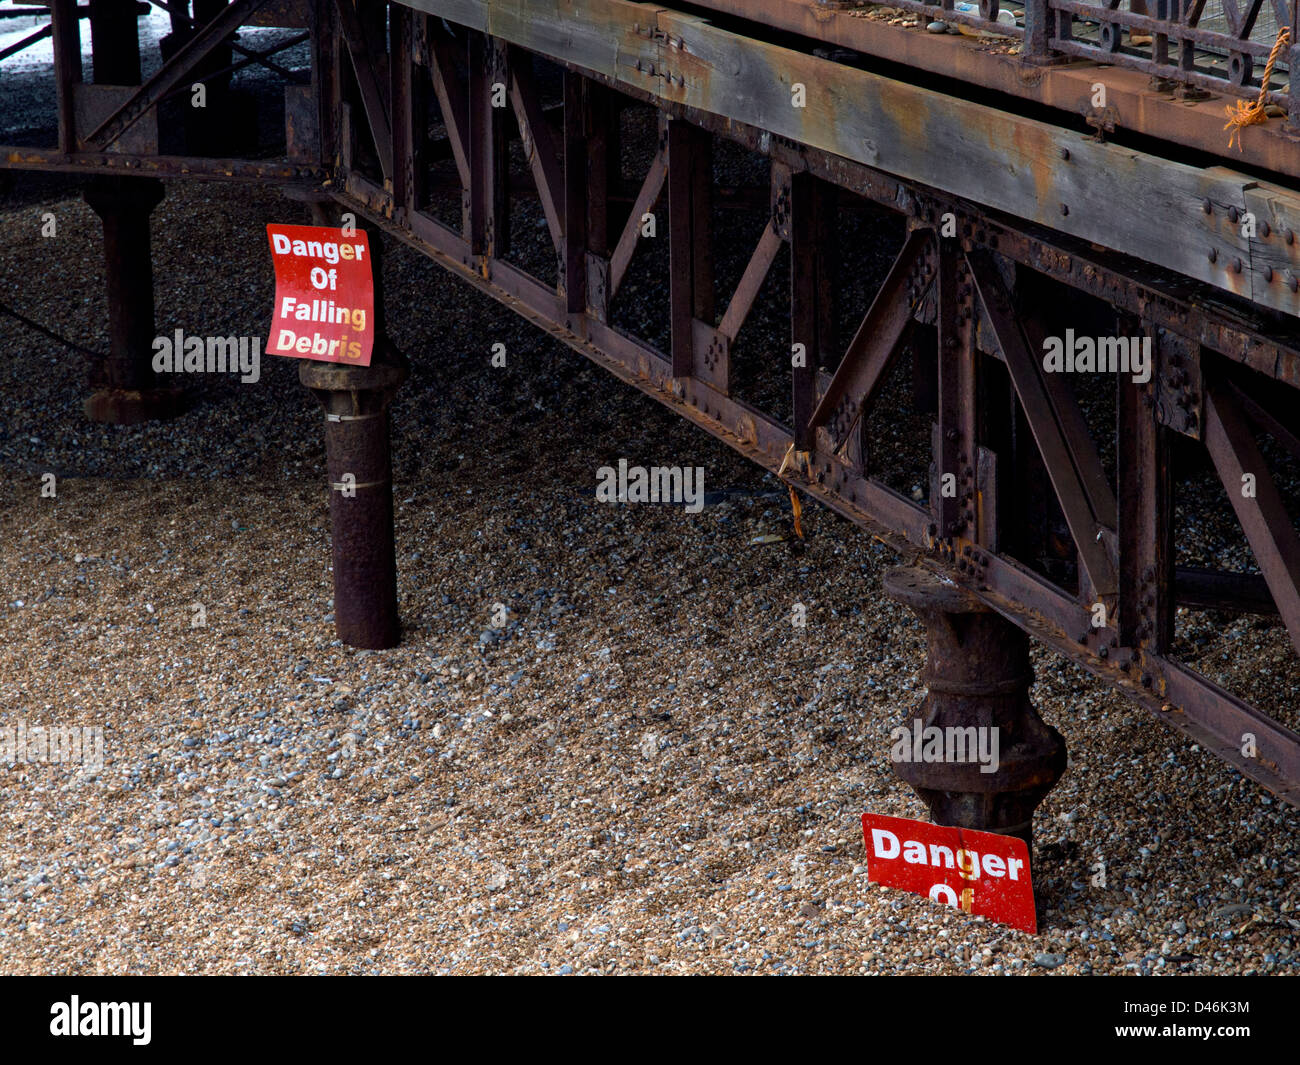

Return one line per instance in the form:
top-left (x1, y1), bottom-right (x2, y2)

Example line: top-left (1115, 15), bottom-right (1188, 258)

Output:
top-left (82, 178), bottom-right (186, 424)
top-left (883, 566), bottom-right (1067, 857)
top-left (81, 0), bottom-right (184, 423)
top-left (297, 215), bottom-right (406, 649)
top-left (299, 357), bottom-right (407, 649)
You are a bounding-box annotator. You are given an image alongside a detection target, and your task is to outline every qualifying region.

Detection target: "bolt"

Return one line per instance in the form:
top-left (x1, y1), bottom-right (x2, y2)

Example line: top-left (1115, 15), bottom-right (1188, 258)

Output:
top-left (1060, 147), bottom-right (1070, 160)
top-left (1208, 248), bottom-right (1218, 263)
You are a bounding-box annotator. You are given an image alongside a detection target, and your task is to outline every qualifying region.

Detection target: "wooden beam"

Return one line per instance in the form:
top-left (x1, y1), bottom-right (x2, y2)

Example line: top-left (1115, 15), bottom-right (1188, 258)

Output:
top-left (410, 0), bottom-right (1300, 319)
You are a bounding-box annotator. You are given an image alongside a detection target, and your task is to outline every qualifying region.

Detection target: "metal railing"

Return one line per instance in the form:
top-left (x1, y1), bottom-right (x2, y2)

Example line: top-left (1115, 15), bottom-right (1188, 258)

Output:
top-left (1038, 0), bottom-right (1297, 112)
top-left (833, 0), bottom-right (1298, 122)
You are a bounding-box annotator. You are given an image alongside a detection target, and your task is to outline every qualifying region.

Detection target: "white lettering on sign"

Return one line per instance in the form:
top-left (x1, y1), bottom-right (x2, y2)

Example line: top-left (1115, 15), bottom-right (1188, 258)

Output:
top-left (862, 812), bottom-right (1037, 933)
top-left (270, 232), bottom-right (366, 264)
top-left (869, 828), bottom-right (1023, 881)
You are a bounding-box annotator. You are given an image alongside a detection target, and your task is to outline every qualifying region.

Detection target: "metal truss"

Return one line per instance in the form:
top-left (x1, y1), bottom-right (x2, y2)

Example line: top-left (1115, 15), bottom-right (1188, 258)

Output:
top-left (2, 0), bottom-right (1299, 803)
top-left (329, 3), bottom-right (1300, 804)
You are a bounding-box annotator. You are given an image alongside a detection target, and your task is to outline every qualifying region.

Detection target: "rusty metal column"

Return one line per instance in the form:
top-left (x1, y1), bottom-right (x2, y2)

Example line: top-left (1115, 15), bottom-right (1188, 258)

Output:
top-left (298, 219), bottom-right (407, 649)
top-left (82, 178), bottom-right (184, 423)
top-left (883, 567), bottom-right (1067, 856)
top-left (81, 0), bottom-right (182, 423)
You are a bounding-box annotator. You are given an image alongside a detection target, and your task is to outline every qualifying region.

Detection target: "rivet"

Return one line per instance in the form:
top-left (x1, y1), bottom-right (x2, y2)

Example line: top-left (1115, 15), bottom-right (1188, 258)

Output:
top-left (1265, 265), bottom-right (1274, 282)
top-left (1060, 147), bottom-right (1070, 160)
top-left (1233, 257), bottom-right (1243, 274)
top-left (1202, 199), bottom-right (1213, 214)
top-left (1208, 247), bottom-right (1218, 263)
top-left (1287, 228), bottom-right (1295, 245)
top-left (1060, 203), bottom-right (1069, 216)
top-left (1229, 206), bottom-right (1240, 223)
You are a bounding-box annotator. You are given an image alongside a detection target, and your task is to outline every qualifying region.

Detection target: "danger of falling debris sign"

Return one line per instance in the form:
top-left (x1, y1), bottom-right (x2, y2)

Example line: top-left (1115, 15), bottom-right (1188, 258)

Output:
top-left (266, 224), bottom-right (374, 366)
top-left (862, 813), bottom-right (1037, 934)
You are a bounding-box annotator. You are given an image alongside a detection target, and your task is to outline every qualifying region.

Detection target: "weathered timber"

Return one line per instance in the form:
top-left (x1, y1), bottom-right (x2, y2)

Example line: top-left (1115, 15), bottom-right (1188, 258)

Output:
top-left (405, 0), bottom-right (1300, 319)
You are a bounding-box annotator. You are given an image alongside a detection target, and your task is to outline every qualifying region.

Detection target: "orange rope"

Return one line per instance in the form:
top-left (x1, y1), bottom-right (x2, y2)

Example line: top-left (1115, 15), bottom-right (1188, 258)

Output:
top-left (1224, 27), bottom-right (1290, 151)
top-left (788, 485), bottom-right (804, 540)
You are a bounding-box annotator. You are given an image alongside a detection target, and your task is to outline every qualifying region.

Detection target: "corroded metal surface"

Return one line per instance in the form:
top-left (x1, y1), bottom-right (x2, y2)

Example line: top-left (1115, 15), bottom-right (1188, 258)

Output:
top-left (300, 355), bottom-right (408, 649)
top-left (883, 566), bottom-right (1067, 851)
top-left (2, 0), bottom-right (1300, 809)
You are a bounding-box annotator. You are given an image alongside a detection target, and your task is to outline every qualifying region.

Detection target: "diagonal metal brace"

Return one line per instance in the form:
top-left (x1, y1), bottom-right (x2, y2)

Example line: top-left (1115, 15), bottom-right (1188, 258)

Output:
top-left (334, 0), bottom-right (392, 180)
top-left (807, 228), bottom-right (933, 438)
top-left (83, 0), bottom-right (269, 149)
top-left (968, 246), bottom-right (1118, 600)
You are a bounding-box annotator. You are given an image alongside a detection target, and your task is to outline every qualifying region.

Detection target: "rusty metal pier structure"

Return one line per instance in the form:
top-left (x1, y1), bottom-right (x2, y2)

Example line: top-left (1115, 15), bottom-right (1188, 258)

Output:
top-left (5, 0), bottom-right (1300, 846)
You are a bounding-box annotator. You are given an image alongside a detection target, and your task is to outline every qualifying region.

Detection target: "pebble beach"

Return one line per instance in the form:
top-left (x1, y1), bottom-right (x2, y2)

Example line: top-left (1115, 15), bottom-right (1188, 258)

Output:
top-left (1, 170), bottom-right (1297, 975)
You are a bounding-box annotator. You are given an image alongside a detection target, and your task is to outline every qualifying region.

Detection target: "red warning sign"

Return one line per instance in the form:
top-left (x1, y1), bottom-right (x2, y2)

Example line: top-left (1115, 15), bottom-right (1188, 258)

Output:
top-left (861, 813), bottom-right (1037, 934)
top-left (266, 224), bottom-right (374, 366)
